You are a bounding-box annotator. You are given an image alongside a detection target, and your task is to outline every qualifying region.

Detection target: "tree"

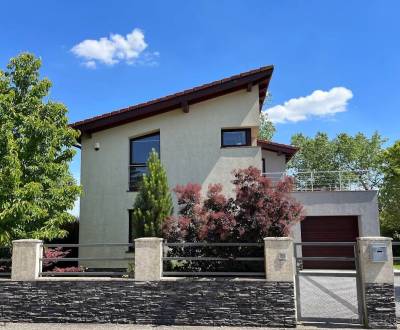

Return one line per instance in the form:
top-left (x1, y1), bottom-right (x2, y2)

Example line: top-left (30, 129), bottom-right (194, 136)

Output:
top-left (289, 131), bottom-right (386, 190)
top-left (380, 141), bottom-right (400, 238)
top-left (163, 166), bottom-right (304, 242)
top-left (162, 167), bottom-right (304, 272)
top-left (290, 132), bottom-right (337, 172)
top-left (132, 149), bottom-right (173, 237)
top-left (0, 53), bottom-right (80, 245)
top-left (258, 112), bottom-right (275, 141)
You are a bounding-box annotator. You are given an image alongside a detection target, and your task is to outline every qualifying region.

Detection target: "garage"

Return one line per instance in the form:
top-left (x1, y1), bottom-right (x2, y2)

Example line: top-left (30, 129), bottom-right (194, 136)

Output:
top-left (301, 216), bottom-right (359, 269)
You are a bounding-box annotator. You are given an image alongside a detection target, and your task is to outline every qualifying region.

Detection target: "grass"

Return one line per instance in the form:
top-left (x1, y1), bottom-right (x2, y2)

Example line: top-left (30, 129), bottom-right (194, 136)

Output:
top-left (394, 261), bottom-right (400, 270)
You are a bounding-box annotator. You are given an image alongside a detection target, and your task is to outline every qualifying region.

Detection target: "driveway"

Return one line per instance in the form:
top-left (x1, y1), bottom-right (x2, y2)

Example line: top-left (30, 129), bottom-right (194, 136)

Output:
top-left (298, 274), bottom-right (360, 324)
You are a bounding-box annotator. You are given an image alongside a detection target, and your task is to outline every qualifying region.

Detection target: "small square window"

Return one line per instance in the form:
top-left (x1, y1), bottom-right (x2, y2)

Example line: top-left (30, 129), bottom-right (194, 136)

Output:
top-left (221, 129), bottom-right (251, 147)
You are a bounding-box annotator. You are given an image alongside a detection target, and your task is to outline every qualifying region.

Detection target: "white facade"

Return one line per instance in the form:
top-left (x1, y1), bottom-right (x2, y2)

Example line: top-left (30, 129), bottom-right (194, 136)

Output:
top-left (79, 88), bottom-right (268, 267)
top-left (291, 190), bottom-right (380, 242)
top-left (76, 81), bottom-right (380, 269)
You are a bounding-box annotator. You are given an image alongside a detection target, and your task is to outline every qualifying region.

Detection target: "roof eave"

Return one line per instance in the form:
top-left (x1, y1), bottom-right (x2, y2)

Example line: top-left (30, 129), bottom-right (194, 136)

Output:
top-left (71, 66), bottom-right (274, 136)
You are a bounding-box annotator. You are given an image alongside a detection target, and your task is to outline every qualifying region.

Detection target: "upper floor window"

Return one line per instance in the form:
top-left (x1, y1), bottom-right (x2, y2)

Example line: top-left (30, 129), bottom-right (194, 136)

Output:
top-left (129, 132), bottom-right (160, 191)
top-left (221, 128), bottom-right (251, 147)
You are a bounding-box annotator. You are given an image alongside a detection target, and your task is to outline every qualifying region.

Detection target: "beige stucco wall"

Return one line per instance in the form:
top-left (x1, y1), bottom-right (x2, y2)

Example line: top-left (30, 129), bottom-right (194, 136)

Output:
top-left (261, 149), bottom-right (286, 173)
top-left (290, 191), bottom-right (380, 244)
top-left (79, 88), bottom-right (262, 267)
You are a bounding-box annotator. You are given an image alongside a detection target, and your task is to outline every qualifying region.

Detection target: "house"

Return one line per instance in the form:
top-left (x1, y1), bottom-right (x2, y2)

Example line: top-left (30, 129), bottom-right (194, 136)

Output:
top-left (71, 66), bottom-right (380, 269)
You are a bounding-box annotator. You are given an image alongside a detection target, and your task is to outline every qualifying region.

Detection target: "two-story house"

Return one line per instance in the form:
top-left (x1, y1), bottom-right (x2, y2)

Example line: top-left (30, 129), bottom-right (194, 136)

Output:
top-left (71, 66), bottom-right (380, 269)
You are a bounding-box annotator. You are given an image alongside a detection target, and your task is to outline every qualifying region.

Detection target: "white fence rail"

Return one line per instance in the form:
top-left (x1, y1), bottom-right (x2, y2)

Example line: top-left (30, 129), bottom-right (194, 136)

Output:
top-left (263, 170), bottom-right (371, 192)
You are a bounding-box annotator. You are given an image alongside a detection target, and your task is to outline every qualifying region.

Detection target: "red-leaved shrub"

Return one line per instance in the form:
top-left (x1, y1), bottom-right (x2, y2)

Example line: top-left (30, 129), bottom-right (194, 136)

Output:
top-left (163, 166), bottom-right (305, 243)
top-left (43, 247), bottom-right (83, 272)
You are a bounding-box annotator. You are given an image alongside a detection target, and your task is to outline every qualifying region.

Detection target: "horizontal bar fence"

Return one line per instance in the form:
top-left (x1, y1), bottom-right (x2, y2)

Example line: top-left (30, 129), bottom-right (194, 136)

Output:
top-left (0, 247), bottom-right (12, 278)
top-left (162, 242), bottom-right (265, 277)
top-left (294, 242), bottom-right (357, 272)
top-left (40, 243), bottom-right (134, 277)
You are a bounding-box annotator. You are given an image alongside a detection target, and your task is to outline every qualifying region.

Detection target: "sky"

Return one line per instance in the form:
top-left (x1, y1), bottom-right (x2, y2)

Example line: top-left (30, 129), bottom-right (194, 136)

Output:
top-left (1, 1), bottom-right (400, 215)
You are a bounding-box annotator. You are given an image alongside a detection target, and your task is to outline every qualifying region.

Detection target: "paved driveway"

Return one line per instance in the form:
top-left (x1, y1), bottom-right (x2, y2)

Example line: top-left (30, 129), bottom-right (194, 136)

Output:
top-left (298, 274), bottom-right (360, 324)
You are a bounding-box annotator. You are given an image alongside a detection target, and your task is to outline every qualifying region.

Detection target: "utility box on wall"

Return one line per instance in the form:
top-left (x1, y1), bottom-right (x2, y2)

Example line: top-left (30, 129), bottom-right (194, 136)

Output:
top-left (369, 244), bottom-right (388, 262)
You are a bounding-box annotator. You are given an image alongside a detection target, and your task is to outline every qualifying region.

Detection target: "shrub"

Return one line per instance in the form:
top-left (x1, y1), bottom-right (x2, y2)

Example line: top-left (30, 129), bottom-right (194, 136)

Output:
top-left (42, 247), bottom-right (83, 272)
top-left (163, 166), bottom-right (304, 242)
top-left (163, 166), bottom-right (304, 272)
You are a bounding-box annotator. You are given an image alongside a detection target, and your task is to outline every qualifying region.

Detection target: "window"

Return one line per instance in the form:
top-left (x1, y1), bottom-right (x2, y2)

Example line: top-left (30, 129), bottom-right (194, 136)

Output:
top-left (221, 128), bottom-right (251, 147)
top-left (128, 210), bottom-right (144, 251)
top-left (129, 132), bottom-right (160, 191)
top-left (262, 158), bottom-right (266, 173)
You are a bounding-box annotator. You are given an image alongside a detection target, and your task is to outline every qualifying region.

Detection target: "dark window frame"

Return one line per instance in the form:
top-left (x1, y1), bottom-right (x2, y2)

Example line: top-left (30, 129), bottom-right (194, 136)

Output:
top-left (221, 128), bottom-right (251, 148)
top-left (129, 131), bottom-right (160, 191)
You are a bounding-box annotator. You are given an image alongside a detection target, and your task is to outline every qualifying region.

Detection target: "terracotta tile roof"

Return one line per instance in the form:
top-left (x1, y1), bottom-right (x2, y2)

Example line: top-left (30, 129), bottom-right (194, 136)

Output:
top-left (71, 65), bottom-right (274, 135)
top-left (257, 139), bottom-right (299, 162)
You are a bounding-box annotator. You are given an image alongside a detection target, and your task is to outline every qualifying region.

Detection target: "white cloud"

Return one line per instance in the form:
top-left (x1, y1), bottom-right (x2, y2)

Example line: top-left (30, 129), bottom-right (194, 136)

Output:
top-left (84, 60), bottom-right (96, 69)
top-left (71, 28), bottom-right (156, 68)
top-left (265, 87), bottom-right (353, 124)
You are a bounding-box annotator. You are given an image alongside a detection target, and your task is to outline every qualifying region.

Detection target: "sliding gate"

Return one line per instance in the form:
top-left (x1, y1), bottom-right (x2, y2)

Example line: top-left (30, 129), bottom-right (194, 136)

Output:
top-left (294, 242), bottom-right (364, 326)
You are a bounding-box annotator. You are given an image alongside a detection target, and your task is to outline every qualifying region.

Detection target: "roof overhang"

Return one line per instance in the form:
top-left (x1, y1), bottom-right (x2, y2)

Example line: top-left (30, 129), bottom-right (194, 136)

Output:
top-left (70, 65), bottom-right (274, 138)
top-left (257, 139), bottom-right (299, 162)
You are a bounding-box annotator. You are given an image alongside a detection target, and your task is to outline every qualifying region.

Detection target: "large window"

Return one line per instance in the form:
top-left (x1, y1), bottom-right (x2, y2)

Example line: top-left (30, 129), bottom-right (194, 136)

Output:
top-left (129, 132), bottom-right (160, 191)
top-left (221, 128), bottom-right (251, 147)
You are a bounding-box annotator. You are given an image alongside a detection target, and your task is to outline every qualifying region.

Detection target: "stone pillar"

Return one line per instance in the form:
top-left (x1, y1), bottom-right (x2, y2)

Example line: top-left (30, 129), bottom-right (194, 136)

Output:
top-left (264, 237), bottom-right (295, 282)
top-left (134, 237), bottom-right (163, 281)
top-left (357, 237), bottom-right (396, 329)
top-left (11, 239), bottom-right (43, 281)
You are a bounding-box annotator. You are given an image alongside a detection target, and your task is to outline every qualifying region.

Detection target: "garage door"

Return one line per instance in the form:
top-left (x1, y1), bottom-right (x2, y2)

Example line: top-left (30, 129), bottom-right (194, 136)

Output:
top-left (301, 216), bottom-right (359, 269)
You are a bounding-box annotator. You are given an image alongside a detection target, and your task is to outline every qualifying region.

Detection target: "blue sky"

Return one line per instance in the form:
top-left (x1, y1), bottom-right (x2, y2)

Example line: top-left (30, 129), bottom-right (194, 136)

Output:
top-left (1, 1), bottom-right (399, 214)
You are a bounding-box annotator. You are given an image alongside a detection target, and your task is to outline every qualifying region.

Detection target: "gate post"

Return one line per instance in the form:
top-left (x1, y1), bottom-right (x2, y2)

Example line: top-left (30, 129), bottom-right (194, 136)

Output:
top-left (264, 237), bottom-right (295, 282)
top-left (11, 239), bottom-right (43, 281)
top-left (134, 237), bottom-right (163, 281)
top-left (264, 237), bottom-right (297, 326)
top-left (357, 237), bottom-right (396, 329)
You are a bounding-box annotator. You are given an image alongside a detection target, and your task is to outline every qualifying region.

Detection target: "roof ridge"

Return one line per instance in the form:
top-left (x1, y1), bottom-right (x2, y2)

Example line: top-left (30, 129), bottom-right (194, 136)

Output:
top-left (71, 65), bottom-right (274, 127)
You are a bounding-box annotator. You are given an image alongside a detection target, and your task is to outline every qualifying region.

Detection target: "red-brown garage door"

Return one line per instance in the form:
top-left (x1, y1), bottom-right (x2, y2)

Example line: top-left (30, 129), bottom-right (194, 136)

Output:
top-left (301, 216), bottom-right (359, 269)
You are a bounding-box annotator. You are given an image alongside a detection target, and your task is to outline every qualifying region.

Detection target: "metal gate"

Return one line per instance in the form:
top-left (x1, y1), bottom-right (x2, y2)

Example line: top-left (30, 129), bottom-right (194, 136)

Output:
top-left (294, 242), bottom-right (364, 326)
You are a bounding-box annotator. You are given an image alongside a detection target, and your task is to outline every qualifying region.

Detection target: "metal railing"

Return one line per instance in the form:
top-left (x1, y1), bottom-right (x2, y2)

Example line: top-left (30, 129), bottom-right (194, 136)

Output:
top-left (294, 242), bottom-right (357, 274)
top-left (0, 247), bottom-right (12, 278)
top-left (40, 243), bottom-right (134, 277)
top-left (162, 242), bottom-right (265, 277)
top-left (263, 170), bottom-right (371, 192)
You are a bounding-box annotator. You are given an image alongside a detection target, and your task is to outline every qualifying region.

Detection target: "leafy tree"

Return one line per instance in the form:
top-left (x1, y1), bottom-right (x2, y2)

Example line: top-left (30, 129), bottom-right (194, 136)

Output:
top-left (380, 141), bottom-right (400, 238)
top-left (132, 150), bottom-right (173, 237)
top-left (163, 166), bottom-right (304, 242)
top-left (290, 132), bottom-right (337, 172)
top-left (163, 167), bottom-right (304, 272)
top-left (289, 131), bottom-right (386, 190)
top-left (258, 111), bottom-right (276, 141)
top-left (0, 53), bottom-right (80, 245)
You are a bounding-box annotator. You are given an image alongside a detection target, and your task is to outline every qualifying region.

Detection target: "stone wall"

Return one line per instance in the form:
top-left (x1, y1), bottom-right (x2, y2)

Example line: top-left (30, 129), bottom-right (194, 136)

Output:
top-left (0, 279), bottom-right (296, 327)
top-left (364, 283), bottom-right (396, 329)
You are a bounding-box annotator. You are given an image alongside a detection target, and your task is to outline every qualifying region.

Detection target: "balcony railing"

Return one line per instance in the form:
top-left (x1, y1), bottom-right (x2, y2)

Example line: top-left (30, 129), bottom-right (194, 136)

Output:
top-left (263, 170), bottom-right (372, 192)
